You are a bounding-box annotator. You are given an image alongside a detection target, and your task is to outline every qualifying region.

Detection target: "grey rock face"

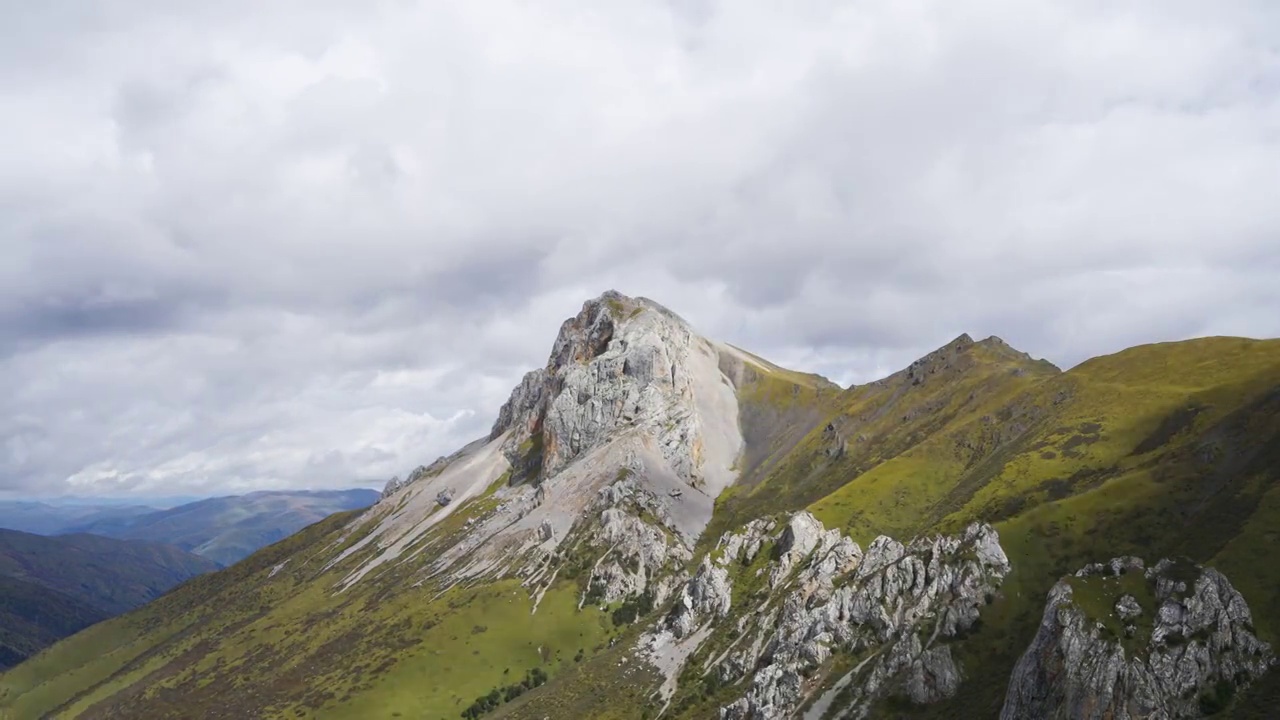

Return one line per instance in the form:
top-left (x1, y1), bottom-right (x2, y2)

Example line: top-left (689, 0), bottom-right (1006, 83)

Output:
top-left (696, 514), bottom-right (1009, 720)
top-left (769, 512), bottom-right (838, 588)
top-left (377, 451), bottom-right (457, 503)
top-left (490, 368), bottom-right (553, 446)
top-left (798, 532), bottom-right (862, 601)
top-left (776, 512), bottom-right (825, 558)
top-left (382, 453), bottom-right (454, 498)
top-left (488, 291), bottom-right (710, 487)
top-left (577, 475), bottom-right (696, 605)
top-left (1110, 556), bottom-right (1145, 576)
top-left (380, 475), bottom-right (402, 499)
top-left (716, 518), bottom-right (776, 568)
top-left (342, 290), bottom-right (745, 600)
top-left (667, 555), bottom-right (732, 639)
top-left (1001, 558), bottom-right (1274, 720)
top-left (1115, 594), bottom-right (1142, 622)
top-left (587, 502), bottom-right (693, 604)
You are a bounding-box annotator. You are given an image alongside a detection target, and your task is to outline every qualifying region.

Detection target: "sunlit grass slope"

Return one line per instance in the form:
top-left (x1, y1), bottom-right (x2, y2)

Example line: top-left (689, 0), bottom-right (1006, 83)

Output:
top-left (811, 336), bottom-right (1280, 718)
top-left (0, 500), bottom-right (620, 720)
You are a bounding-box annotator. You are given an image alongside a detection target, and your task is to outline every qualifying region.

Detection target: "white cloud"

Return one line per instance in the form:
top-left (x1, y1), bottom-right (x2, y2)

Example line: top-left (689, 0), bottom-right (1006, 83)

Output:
top-left (1, 0), bottom-right (1277, 494)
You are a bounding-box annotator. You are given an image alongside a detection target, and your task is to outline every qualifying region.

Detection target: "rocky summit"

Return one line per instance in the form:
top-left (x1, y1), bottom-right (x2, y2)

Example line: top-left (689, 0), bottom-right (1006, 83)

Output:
top-left (326, 291), bottom-right (741, 597)
top-left (4, 291), bottom-right (1280, 720)
top-left (1002, 558), bottom-right (1274, 719)
top-left (706, 514), bottom-right (1010, 720)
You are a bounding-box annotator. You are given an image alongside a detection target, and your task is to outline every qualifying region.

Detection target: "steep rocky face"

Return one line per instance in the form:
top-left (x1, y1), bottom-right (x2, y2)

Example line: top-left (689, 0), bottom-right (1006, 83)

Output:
top-left (1001, 557), bottom-right (1274, 719)
top-left (643, 512), bottom-right (1010, 720)
top-left (577, 471), bottom-right (694, 605)
top-left (490, 290), bottom-right (725, 489)
top-left (668, 555), bottom-right (733, 640)
top-left (334, 291), bottom-right (744, 593)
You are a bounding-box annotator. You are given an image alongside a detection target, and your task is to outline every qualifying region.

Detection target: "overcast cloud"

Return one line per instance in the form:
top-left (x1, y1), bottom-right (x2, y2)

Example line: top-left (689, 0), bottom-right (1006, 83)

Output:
top-left (2, 0), bottom-right (1278, 496)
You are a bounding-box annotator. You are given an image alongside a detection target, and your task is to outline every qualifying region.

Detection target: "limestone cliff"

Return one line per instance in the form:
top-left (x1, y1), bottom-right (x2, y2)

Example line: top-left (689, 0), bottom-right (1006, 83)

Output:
top-left (333, 291), bottom-right (744, 595)
top-left (642, 511), bottom-right (1011, 720)
top-left (1001, 557), bottom-right (1274, 719)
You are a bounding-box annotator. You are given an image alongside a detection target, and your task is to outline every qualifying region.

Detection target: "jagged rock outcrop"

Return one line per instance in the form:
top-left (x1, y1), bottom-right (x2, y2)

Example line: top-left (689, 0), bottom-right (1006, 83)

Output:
top-left (380, 451), bottom-right (457, 499)
top-left (771, 513), bottom-right (825, 572)
top-left (645, 513), bottom-right (1010, 720)
top-left (571, 472), bottom-right (697, 604)
top-left (1001, 557), bottom-right (1274, 719)
top-left (717, 518), bottom-right (776, 568)
top-left (380, 475), bottom-right (402, 499)
top-left (589, 506), bottom-right (691, 603)
top-left (667, 555), bottom-right (733, 639)
top-left (1115, 594), bottom-right (1142, 622)
top-left (487, 291), bottom-right (736, 494)
top-left (720, 520), bottom-right (1008, 719)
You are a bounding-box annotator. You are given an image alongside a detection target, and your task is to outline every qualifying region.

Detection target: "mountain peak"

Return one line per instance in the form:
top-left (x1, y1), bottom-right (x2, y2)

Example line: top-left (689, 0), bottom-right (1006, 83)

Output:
top-left (536, 291), bottom-right (694, 373)
top-left (335, 289), bottom-right (745, 589)
top-left (494, 289), bottom-right (721, 487)
top-left (865, 332), bottom-right (1055, 394)
top-left (975, 334), bottom-right (1060, 371)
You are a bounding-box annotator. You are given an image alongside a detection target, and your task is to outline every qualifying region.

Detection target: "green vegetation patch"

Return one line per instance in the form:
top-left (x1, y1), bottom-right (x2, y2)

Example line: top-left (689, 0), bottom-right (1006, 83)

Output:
top-left (1064, 571), bottom-right (1157, 655)
top-left (315, 580), bottom-right (611, 720)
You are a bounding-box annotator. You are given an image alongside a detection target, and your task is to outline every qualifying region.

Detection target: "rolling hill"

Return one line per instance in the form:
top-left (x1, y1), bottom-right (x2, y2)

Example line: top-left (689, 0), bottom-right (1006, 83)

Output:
top-left (0, 530), bottom-right (219, 670)
top-left (2, 292), bottom-right (1276, 719)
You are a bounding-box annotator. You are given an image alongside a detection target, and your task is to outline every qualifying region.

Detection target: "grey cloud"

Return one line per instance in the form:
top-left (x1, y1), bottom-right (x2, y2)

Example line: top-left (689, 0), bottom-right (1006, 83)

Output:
top-left (8, 293), bottom-right (178, 345)
top-left (1, 0), bottom-right (1278, 496)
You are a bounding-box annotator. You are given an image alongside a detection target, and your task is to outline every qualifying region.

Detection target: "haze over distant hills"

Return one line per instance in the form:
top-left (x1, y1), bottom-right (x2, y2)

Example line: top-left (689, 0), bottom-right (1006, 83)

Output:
top-left (0, 501), bottom-right (159, 536)
top-left (0, 484), bottom-right (376, 671)
top-left (0, 490), bottom-right (378, 669)
top-left (52, 489), bottom-right (380, 566)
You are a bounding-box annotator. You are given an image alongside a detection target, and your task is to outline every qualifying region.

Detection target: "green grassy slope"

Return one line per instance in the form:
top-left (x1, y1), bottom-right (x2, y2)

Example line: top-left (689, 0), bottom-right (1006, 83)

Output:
top-left (0, 530), bottom-right (217, 673)
top-left (511, 335), bottom-right (1280, 719)
top-left (965, 339), bottom-right (1280, 718)
top-left (0, 493), bottom-right (629, 720)
top-left (807, 336), bottom-right (1280, 718)
top-left (0, 530), bottom-right (220, 616)
top-left (0, 577), bottom-right (110, 671)
top-left (716, 334), bottom-right (1060, 542)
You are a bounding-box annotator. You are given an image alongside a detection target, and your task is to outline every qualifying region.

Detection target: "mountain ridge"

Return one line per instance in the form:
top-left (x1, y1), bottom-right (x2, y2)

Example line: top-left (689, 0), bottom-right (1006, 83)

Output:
top-left (2, 291), bottom-right (1277, 719)
top-left (0, 502), bottom-right (159, 536)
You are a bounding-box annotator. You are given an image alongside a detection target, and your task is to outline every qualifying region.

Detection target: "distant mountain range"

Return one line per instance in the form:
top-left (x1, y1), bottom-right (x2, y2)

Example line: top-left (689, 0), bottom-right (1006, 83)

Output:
top-left (61, 489), bottom-right (380, 565)
top-left (0, 529), bottom-right (219, 669)
top-left (0, 490), bottom-right (379, 670)
top-left (0, 489), bottom-right (380, 566)
top-left (0, 501), bottom-right (160, 536)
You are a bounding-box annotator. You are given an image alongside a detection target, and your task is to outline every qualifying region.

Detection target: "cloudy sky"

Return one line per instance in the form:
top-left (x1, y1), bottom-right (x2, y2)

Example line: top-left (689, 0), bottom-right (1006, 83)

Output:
top-left (3, 1), bottom-right (1278, 497)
